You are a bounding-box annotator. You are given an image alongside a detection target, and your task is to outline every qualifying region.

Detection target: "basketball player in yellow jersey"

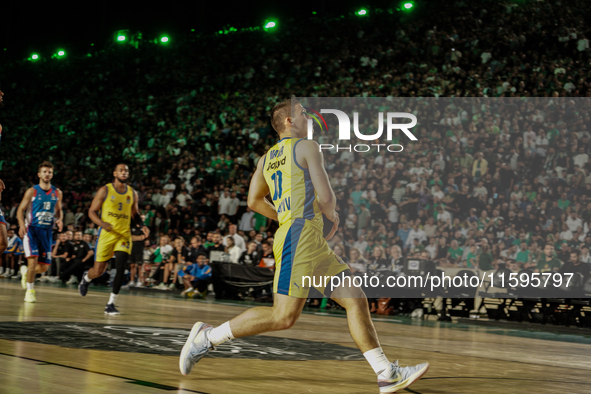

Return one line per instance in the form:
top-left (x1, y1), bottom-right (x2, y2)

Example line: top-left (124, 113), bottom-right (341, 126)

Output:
top-left (180, 100), bottom-right (429, 393)
top-left (79, 164), bottom-right (149, 314)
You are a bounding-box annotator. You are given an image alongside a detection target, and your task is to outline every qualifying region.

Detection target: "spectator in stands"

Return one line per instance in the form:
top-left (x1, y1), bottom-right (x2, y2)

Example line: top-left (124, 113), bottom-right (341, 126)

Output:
top-left (238, 240), bottom-right (263, 266)
top-left (348, 247), bottom-right (367, 274)
top-left (59, 231), bottom-right (93, 285)
top-left (223, 224), bottom-right (246, 252)
top-left (559, 251), bottom-right (589, 280)
top-left (258, 241), bottom-right (274, 268)
top-left (179, 253), bottom-right (212, 298)
top-left (150, 235), bottom-right (173, 288)
top-left (168, 237), bottom-right (190, 290)
top-left (536, 244), bottom-right (563, 273)
top-left (225, 237), bottom-right (241, 264)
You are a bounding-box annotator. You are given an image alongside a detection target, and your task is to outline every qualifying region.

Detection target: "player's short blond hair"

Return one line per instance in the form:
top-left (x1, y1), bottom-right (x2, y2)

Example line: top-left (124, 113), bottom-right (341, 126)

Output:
top-left (270, 98), bottom-right (300, 134)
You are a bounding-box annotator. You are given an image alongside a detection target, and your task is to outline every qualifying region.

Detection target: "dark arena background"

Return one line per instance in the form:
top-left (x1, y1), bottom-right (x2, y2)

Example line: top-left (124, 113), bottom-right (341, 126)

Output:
top-left (1, 0), bottom-right (591, 393)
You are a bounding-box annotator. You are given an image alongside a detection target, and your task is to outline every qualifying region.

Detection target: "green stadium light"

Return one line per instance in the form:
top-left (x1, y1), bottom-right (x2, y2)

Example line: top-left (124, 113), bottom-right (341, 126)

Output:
top-left (117, 35), bottom-right (126, 42)
top-left (160, 36), bottom-right (169, 43)
top-left (357, 8), bottom-right (368, 16)
top-left (57, 50), bottom-right (65, 57)
top-left (403, 2), bottom-right (414, 10)
top-left (264, 21), bottom-right (276, 29)
top-left (31, 54), bottom-right (39, 60)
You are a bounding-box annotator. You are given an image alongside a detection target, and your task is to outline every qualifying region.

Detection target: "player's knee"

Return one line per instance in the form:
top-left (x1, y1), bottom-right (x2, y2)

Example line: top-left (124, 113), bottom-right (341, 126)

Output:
top-left (273, 312), bottom-right (299, 330)
top-left (38, 264), bottom-right (49, 273)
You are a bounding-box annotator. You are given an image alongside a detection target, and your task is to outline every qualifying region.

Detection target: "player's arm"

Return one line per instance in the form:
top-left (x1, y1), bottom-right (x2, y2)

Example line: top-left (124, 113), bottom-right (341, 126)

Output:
top-left (247, 156), bottom-right (278, 221)
top-left (55, 189), bottom-right (64, 232)
top-left (52, 238), bottom-right (61, 256)
top-left (88, 186), bottom-right (113, 232)
top-left (17, 188), bottom-right (36, 239)
top-left (131, 189), bottom-right (150, 240)
top-left (81, 242), bottom-right (93, 264)
top-left (0, 222), bottom-right (6, 254)
top-left (296, 140), bottom-right (337, 222)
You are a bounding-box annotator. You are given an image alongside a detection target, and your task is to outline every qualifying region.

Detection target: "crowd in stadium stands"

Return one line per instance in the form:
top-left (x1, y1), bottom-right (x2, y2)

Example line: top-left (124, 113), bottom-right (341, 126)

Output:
top-left (1, 0), bottom-right (591, 299)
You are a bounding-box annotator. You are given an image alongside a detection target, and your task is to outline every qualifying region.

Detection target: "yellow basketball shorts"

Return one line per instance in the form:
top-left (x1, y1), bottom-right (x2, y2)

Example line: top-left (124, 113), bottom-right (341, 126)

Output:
top-left (273, 218), bottom-right (349, 298)
top-left (95, 228), bottom-right (132, 263)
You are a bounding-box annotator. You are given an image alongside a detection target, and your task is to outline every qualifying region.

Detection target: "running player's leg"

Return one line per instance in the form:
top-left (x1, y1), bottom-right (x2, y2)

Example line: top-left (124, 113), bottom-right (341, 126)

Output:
top-left (86, 230), bottom-right (117, 280)
top-left (22, 227), bottom-right (40, 296)
top-left (179, 293), bottom-right (306, 375)
top-left (106, 251), bottom-right (128, 310)
top-left (330, 279), bottom-right (380, 352)
top-left (330, 272), bottom-right (429, 392)
top-left (79, 230), bottom-right (116, 296)
top-left (103, 237), bottom-right (131, 313)
top-left (0, 223), bottom-right (6, 254)
top-left (226, 293), bottom-right (307, 337)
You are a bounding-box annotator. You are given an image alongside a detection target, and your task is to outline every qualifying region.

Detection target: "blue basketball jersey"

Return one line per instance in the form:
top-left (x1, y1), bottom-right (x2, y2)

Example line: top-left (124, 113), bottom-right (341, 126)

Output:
top-left (0, 207), bottom-right (6, 227)
top-left (25, 185), bottom-right (59, 229)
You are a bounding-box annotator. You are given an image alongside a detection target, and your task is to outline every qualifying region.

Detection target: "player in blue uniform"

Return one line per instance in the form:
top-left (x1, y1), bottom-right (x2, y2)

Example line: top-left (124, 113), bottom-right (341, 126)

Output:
top-left (17, 161), bottom-right (63, 303)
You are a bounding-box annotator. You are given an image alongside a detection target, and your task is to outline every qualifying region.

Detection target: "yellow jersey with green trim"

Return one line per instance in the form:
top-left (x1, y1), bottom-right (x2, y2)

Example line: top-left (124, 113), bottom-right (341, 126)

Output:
top-left (262, 137), bottom-right (323, 229)
top-left (101, 183), bottom-right (133, 236)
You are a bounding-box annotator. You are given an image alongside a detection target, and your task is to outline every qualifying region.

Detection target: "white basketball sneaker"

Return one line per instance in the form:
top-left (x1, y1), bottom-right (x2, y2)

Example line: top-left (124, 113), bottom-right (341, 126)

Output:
top-left (378, 360), bottom-right (429, 393)
top-left (179, 322), bottom-right (214, 376)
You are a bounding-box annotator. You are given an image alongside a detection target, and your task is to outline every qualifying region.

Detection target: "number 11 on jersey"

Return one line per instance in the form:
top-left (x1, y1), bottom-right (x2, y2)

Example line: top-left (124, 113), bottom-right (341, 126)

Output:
top-left (271, 170), bottom-right (283, 200)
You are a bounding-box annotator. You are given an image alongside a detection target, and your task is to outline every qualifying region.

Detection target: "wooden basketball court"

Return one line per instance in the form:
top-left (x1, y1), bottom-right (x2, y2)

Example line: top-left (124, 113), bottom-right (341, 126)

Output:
top-left (1, 281), bottom-right (590, 394)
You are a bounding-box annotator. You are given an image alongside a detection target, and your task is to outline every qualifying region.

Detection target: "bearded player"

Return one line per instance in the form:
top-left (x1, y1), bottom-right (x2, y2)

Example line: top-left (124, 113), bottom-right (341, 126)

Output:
top-left (17, 161), bottom-right (64, 303)
top-left (78, 164), bottom-right (149, 314)
top-left (179, 99), bottom-right (429, 393)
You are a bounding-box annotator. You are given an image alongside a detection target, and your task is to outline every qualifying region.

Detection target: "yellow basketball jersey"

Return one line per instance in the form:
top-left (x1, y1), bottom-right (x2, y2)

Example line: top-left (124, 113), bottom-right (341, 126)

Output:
top-left (262, 137), bottom-right (322, 229)
top-left (101, 183), bottom-right (133, 236)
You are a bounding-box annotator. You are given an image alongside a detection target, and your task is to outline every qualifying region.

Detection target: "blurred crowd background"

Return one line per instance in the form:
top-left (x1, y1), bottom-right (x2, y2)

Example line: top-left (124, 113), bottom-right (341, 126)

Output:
top-left (1, 0), bottom-right (591, 297)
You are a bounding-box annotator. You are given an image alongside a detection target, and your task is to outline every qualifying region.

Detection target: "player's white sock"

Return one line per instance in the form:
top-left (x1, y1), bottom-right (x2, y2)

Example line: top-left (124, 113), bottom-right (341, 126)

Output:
top-left (84, 273), bottom-right (92, 282)
top-left (206, 321), bottom-right (234, 346)
top-left (108, 293), bottom-right (118, 305)
top-left (364, 347), bottom-right (391, 375)
top-left (26, 282), bottom-right (34, 291)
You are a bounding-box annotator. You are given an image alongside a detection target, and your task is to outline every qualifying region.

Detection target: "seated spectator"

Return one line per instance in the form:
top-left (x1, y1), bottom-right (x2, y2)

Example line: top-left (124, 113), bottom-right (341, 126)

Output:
top-left (465, 245), bottom-right (478, 269)
top-left (59, 231), bottom-right (93, 285)
top-left (169, 237), bottom-right (190, 289)
top-left (187, 236), bottom-right (207, 263)
top-left (536, 244), bottom-right (563, 273)
top-left (150, 235), bottom-right (173, 288)
top-left (445, 240), bottom-right (463, 267)
top-left (258, 241), bottom-right (275, 268)
top-left (179, 253), bottom-right (212, 298)
top-left (225, 237), bottom-right (241, 263)
top-left (206, 233), bottom-right (225, 258)
top-left (559, 251), bottom-right (590, 279)
top-left (238, 241), bottom-right (263, 265)
top-left (348, 247), bottom-right (367, 274)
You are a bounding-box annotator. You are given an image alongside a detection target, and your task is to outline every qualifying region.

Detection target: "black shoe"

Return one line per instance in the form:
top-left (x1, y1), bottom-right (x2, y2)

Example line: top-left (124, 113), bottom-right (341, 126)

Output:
top-left (78, 270), bottom-right (90, 297)
top-left (104, 303), bottom-right (120, 315)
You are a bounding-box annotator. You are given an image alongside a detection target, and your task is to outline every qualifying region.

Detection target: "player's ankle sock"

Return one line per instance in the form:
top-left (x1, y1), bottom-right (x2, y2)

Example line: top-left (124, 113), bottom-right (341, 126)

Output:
top-left (26, 282), bottom-right (35, 291)
top-left (206, 321), bottom-right (234, 346)
top-left (84, 273), bottom-right (92, 282)
top-left (364, 347), bottom-right (391, 375)
top-left (108, 293), bottom-right (118, 305)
